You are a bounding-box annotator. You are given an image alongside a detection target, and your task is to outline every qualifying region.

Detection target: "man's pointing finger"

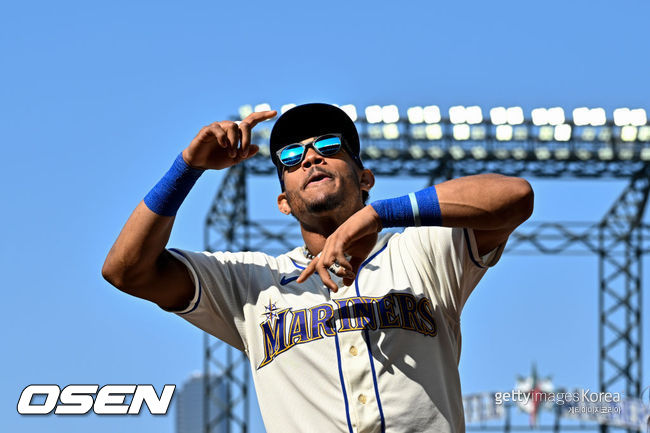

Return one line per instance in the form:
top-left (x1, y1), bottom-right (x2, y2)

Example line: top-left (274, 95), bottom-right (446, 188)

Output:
top-left (297, 259), bottom-right (317, 283)
top-left (244, 110), bottom-right (277, 129)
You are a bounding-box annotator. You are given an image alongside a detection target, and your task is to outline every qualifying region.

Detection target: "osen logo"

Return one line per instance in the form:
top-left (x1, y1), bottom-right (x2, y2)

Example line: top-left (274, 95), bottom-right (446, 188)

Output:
top-left (17, 384), bottom-right (175, 415)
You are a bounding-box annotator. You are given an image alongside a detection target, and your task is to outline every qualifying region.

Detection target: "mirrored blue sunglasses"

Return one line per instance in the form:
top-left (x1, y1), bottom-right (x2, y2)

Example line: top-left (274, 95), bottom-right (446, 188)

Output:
top-left (276, 134), bottom-right (345, 167)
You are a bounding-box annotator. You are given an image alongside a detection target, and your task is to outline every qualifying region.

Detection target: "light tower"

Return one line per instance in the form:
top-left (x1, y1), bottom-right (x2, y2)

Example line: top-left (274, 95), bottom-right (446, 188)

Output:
top-left (203, 103), bottom-right (648, 433)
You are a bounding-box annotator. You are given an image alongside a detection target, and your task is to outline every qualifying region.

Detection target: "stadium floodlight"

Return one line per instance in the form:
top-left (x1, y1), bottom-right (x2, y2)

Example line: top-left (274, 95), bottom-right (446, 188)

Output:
top-left (555, 148), bottom-right (570, 160)
top-left (365, 105), bottom-right (383, 124)
top-left (490, 107), bottom-right (507, 125)
top-left (257, 128), bottom-right (271, 139)
top-left (428, 146), bottom-right (444, 159)
top-left (630, 109), bottom-right (647, 126)
top-left (368, 125), bottom-right (383, 139)
top-left (535, 147), bottom-right (551, 160)
top-left (539, 126), bottom-right (554, 141)
top-left (410, 125), bottom-right (427, 140)
top-left (382, 105), bottom-right (400, 123)
top-left (255, 103), bottom-right (271, 112)
top-left (471, 126), bottom-right (486, 140)
top-left (639, 126), bottom-right (650, 141)
top-left (425, 124), bottom-right (443, 140)
top-left (514, 126), bottom-right (528, 141)
top-left (572, 107), bottom-right (590, 126)
top-left (281, 103), bottom-right (298, 114)
top-left (619, 148), bottom-right (634, 160)
top-left (576, 149), bottom-right (592, 160)
top-left (257, 145), bottom-right (270, 157)
top-left (382, 123), bottom-right (400, 140)
top-left (613, 108), bottom-right (630, 126)
top-left (449, 145), bottom-right (465, 160)
top-left (239, 104), bottom-right (253, 119)
top-left (281, 103), bottom-right (296, 114)
top-left (641, 148), bottom-right (650, 161)
top-left (494, 148), bottom-right (509, 159)
top-left (512, 147), bottom-right (527, 160)
top-left (590, 108), bottom-right (606, 126)
top-left (598, 128), bottom-right (612, 142)
top-left (532, 108), bottom-right (549, 126)
top-left (453, 124), bottom-right (470, 140)
top-left (581, 127), bottom-right (596, 141)
top-left (449, 106), bottom-right (466, 124)
top-left (423, 105), bottom-right (442, 123)
top-left (465, 106), bottom-right (483, 124)
top-left (423, 105), bottom-right (441, 124)
top-left (340, 104), bottom-right (358, 122)
top-left (621, 126), bottom-right (637, 142)
top-left (364, 145), bottom-right (382, 159)
top-left (548, 107), bottom-right (565, 126)
top-left (408, 145), bottom-right (425, 159)
top-left (471, 146), bottom-right (487, 159)
top-left (507, 107), bottom-right (524, 125)
top-left (496, 125), bottom-right (513, 141)
top-left (598, 147), bottom-right (614, 160)
top-left (384, 148), bottom-right (400, 159)
top-left (554, 124), bottom-right (572, 141)
top-left (407, 106), bottom-right (424, 124)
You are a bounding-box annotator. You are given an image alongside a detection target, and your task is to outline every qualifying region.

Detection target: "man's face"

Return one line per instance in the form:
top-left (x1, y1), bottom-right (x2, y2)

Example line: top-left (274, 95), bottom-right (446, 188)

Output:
top-left (277, 136), bottom-right (371, 220)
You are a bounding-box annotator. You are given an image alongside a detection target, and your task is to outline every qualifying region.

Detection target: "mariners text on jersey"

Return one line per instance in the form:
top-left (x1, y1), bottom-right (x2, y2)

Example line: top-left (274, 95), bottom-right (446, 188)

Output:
top-left (258, 293), bottom-right (437, 369)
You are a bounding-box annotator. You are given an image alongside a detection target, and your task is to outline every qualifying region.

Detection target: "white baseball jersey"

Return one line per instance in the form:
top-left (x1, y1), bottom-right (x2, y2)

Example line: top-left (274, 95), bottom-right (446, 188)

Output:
top-left (167, 226), bottom-right (505, 433)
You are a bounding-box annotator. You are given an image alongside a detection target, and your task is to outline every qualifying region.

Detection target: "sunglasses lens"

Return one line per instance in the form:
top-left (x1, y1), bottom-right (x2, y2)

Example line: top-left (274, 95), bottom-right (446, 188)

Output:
top-left (278, 136), bottom-right (342, 167)
top-left (314, 136), bottom-right (342, 155)
top-left (279, 144), bottom-right (305, 166)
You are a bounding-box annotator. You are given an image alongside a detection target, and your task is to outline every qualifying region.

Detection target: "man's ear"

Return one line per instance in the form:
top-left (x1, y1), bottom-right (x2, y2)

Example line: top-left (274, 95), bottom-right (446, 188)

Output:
top-left (359, 169), bottom-right (375, 193)
top-left (277, 192), bottom-right (292, 215)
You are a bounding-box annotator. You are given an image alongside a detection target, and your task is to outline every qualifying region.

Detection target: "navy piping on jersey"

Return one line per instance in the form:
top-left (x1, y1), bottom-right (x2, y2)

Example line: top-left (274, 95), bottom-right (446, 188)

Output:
top-left (334, 331), bottom-right (355, 433)
top-left (463, 228), bottom-right (487, 269)
top-left (294, 255), bottom-right (352, 430)
top-left (168, 248), bottom-right (202, 315)
top-left (354, 241), bottom-right (389, 433)
top-left (290, 258), bottom-right (305, 270)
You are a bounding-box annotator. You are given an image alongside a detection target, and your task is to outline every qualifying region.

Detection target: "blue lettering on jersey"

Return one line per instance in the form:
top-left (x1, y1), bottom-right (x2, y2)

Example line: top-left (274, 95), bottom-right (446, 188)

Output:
top-left (257, 293), bottom-right (437, 369)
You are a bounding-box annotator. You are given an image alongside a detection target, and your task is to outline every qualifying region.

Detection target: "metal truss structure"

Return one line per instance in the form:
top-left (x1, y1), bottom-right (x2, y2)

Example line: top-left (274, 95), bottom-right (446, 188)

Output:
top-left (203, 113), bottom-right (649, 433)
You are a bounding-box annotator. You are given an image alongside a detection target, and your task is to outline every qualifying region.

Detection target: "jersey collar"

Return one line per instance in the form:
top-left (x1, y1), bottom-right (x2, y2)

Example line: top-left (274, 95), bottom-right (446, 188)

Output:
top-left (285, 231), bottom-right (395, 267)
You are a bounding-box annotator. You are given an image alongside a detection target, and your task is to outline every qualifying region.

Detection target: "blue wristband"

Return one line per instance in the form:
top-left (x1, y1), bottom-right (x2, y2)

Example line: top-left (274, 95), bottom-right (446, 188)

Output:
top-left (143, 152), bottom-right (205, 216)
top-left (413, 185), bottom-right (442, 226)
top-left (370, 185), bottom-right (442, 228)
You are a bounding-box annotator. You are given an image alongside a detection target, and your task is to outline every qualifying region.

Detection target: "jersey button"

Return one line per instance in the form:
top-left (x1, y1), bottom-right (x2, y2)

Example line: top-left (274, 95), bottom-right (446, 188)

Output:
top-left (349, 346), bottom-right (358, 356)
top-left (358, 394), bottom-right (367, 404)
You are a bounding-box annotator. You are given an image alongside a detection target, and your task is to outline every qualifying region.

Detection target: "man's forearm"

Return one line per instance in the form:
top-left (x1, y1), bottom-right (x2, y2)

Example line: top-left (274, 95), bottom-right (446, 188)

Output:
top-left (370, 173), bottom-right (533, 231)
top-left (102, 111), bottom-right (275, 309)
top-left (102, 201), bottom-right (176, 291)
top-left (435, 173), bottom-right (534, 230)
top-left (102, 152), bottom-right (204, 292)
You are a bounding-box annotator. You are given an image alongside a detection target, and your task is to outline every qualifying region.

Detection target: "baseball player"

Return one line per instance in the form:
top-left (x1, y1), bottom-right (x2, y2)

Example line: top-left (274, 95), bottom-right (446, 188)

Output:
top-left (103, 103), bottom-right (534, 433)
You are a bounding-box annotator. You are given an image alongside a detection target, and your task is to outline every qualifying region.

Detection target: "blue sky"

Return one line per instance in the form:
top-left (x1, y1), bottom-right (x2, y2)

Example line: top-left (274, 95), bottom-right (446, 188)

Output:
top-left (1, 0), bottom-right (649, 432)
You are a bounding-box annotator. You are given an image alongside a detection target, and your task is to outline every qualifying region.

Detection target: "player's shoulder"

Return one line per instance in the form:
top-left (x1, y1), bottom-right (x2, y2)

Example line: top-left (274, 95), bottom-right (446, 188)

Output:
top-left (168, 247), bottom-right (279, 270)
top-left (387, 225), bottom-right (457, 245)
top-left (169, 246), bottom-right (313, 273)
top-left (383, 226), bottom-right (467, 261)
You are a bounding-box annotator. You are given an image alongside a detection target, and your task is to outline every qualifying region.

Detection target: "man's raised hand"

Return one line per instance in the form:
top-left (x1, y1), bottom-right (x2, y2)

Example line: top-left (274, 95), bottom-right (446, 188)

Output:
top-left (297, 205), bottom-right (383, 292)
top-left (182, 110), bottom-right (277, 170)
